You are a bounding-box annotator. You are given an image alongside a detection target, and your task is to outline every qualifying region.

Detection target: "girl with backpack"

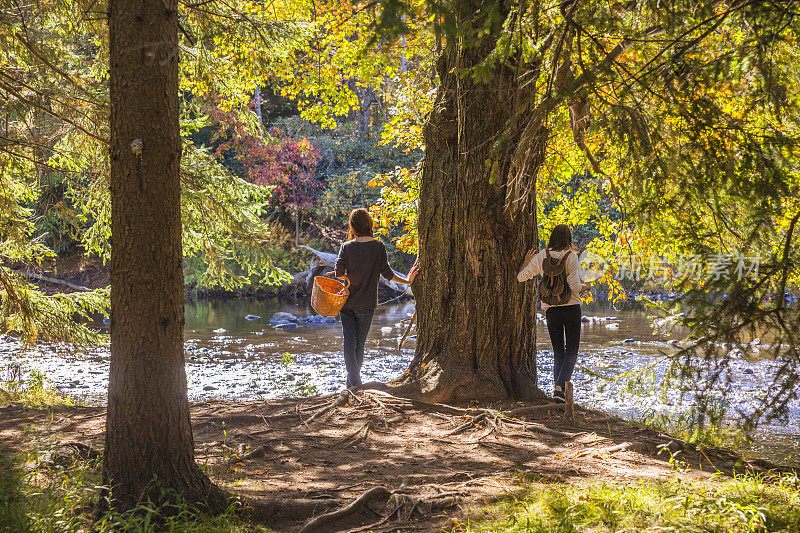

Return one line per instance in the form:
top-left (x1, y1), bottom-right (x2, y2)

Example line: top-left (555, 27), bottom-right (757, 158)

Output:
top-left (328, 208), bottom-right (418, 389)
top-left (517, 225), bottom-right (588, 402)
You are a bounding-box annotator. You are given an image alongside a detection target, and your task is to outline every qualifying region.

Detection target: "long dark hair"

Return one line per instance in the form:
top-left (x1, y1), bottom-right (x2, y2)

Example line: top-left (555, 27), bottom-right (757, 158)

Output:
top-left (348, 208), bottom-right (374, 241)
top-left (547, 224), bottom-right (574, 251)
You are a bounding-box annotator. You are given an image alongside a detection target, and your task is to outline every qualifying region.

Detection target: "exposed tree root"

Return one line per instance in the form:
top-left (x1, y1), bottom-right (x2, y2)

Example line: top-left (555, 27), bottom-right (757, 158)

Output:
top-left (576, 440), bottom-right (656, 458)
top-left (304, 390), bottom-right (352, 425)
top-left (500, 418), bottom-right (577, 439)
top-left (344, 503), bottom-right (400, 532)
top-left (443, 413), bottom-right (487, 437)
top-left (226, 444), bottom-right (271, 465)
top-left (356, 390), bottom-right (579, 440)
top-left (10, 391), bottom-right (794, 532)
top-left (334, 422), bottom-right (372, 447)
top-left (296, 482), bottom-right (464, 533)
top-left (298, 486), bottom-right (391, 533)
top-left (381, 358), bottom-right (517, 403)
top-left (61, 441), bottom-right (102, 460)
top-left (505, 403), bottom-right (563, 416)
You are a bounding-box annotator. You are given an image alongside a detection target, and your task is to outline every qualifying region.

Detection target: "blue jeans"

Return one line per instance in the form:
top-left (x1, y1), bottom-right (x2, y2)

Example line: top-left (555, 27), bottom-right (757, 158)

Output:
top-left (340, 306), bottom-right (375, 388)
top-left (545, 304), bottom-right (581, 389)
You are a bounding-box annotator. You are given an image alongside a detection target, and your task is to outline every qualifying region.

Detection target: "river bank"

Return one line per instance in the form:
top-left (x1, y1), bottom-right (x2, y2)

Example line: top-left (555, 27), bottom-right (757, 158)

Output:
top-left (2, 298), bottom-right (798, 467)
top-left (3, 295), bottom-right (798, 530)
top-left (1, 390), bottom-right (796, 532)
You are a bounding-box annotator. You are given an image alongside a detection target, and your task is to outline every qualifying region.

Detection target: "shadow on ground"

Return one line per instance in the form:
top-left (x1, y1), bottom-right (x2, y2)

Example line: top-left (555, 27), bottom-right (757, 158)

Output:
top-left (0, 391), bottom-right (791, 532)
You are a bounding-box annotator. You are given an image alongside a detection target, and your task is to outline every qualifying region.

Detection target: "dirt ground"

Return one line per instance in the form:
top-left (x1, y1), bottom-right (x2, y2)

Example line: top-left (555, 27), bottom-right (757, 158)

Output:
top-left (0, 390), bottom-right (784, 532)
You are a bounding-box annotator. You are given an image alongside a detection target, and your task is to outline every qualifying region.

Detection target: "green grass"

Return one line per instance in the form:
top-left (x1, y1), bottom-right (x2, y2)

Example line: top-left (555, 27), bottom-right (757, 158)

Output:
top-left (0, 367), bottom-right (269, 531)
top-left (459, 474), bottom-right (800, 532)
top-left (636, 408), bottom-right (751, 451)
top-left (0, 366), bottom-right (75, 408)
top-left (0, 446), bottom-right (28, 532)
top-left (0, 436), bottom-right (269, 532)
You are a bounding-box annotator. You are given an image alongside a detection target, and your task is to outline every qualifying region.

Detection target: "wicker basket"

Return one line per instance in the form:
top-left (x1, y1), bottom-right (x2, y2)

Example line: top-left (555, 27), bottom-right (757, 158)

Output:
top-left (311, 276), bottom-right (350, 316)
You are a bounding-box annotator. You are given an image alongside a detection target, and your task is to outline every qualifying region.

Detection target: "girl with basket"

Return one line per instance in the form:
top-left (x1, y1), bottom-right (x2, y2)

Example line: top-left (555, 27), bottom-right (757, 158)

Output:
top-left (326, 208), bottom-right (418, 389)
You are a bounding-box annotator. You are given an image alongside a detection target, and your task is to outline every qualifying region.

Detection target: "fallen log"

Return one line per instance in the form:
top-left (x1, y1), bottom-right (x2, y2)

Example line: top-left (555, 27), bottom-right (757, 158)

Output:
top-left (300, 245), bottom-right (413, 296)
top-left (14, 270), bottom-right (91, 292)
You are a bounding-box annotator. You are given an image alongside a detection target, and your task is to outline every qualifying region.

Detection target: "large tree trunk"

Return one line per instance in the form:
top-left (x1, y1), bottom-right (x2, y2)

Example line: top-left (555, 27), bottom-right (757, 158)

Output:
top-left (104, 0), bottom-right (225, 511)
top-left (392, 2), bottom-right (547, 403)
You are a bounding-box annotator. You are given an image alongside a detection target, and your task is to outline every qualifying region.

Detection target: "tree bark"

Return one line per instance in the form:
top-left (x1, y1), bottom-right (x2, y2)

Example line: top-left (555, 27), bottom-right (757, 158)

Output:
top-left (104, 0), bottom-right (226, 511)
top-left (391, 1), bottom-right (547, 403)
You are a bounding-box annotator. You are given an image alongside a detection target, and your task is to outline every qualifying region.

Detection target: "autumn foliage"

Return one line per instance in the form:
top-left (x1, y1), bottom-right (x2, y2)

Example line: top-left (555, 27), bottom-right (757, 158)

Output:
top-left (207, 106), bottom-right (321, 216)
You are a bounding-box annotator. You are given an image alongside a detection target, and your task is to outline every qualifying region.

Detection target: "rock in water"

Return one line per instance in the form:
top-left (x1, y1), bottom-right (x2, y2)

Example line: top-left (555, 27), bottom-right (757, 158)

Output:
top-left (301, 315), bottom-right (336, 325)
top-left (213, 328), bottom-right (226, 334)
top-left (245, 315), bottom-right (261, 321)
top-left (270, 312), bottom-right (298, 325)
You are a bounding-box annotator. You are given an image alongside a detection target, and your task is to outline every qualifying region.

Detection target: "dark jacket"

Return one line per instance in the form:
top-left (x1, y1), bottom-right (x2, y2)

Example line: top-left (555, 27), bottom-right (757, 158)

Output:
top-left (335, 239), bottom-right (394, 309)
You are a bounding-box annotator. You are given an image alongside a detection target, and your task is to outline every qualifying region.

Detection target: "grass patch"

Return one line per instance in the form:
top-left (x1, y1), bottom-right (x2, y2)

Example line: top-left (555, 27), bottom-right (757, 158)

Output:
top-left (0, 366), bottom-right (267, 531)
top-left (636, 408), bottom-right (750, 451)
top-left (459, 474), bottom-right (800, 532)
top-left (0, 365), bottom-right (74, 408)
top-left (0, 438), bottom-right (269, 532)
top-left (0, 445), bottom-right (29, 532)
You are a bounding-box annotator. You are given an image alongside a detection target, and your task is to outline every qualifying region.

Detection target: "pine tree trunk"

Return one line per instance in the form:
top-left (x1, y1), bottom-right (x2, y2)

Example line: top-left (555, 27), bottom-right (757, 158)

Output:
top-left (393, 2), bottom-right (547, 403)
top-left (104, 0), bottom-right (226, 511)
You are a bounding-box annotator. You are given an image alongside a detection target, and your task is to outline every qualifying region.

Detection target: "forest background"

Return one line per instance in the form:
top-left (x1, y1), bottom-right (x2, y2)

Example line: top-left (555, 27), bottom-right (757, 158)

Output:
top-left (0, 0), bottom-right (634, 334)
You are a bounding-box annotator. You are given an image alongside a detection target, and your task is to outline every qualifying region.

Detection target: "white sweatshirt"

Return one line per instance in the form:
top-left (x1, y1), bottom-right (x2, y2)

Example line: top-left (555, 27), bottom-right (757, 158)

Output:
top-left (517, 248), bottom-right (582, 311)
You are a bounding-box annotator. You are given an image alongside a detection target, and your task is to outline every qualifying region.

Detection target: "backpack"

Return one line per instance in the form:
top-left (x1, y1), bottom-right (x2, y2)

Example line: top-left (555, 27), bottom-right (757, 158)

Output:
top-left (539, 249), bottom-right (572, 306)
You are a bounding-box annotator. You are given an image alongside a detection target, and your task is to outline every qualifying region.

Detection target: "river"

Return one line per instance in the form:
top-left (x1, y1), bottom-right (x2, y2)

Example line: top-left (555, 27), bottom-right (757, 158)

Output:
top-left (1, 298), bottom-right (797, 466)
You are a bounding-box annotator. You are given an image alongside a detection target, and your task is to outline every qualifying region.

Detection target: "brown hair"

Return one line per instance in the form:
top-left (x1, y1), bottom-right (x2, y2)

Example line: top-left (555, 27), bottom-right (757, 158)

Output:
top-left (348, 208), bottom-right (374, 241)
top-left (547, 224), bottom-right (574, 251)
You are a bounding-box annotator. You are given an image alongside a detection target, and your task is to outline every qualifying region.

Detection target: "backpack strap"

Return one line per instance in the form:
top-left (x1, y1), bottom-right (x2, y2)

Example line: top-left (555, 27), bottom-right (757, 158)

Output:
top-left (545, 249), bottom-right (569, 271)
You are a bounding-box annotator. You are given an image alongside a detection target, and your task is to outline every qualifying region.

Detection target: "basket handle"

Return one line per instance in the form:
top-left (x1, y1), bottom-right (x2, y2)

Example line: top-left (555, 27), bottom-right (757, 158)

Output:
top-left (337, 276), bottom-right (350, 294)
top-left (324, 271), bottom-right (350, 293)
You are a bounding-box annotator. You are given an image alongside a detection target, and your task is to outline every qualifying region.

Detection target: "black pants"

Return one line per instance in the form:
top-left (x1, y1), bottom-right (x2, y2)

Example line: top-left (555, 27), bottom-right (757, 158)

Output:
top-left (340, 306), bottom-right (375, 388)
top-left (545, 304), bottom-right (581, 389)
